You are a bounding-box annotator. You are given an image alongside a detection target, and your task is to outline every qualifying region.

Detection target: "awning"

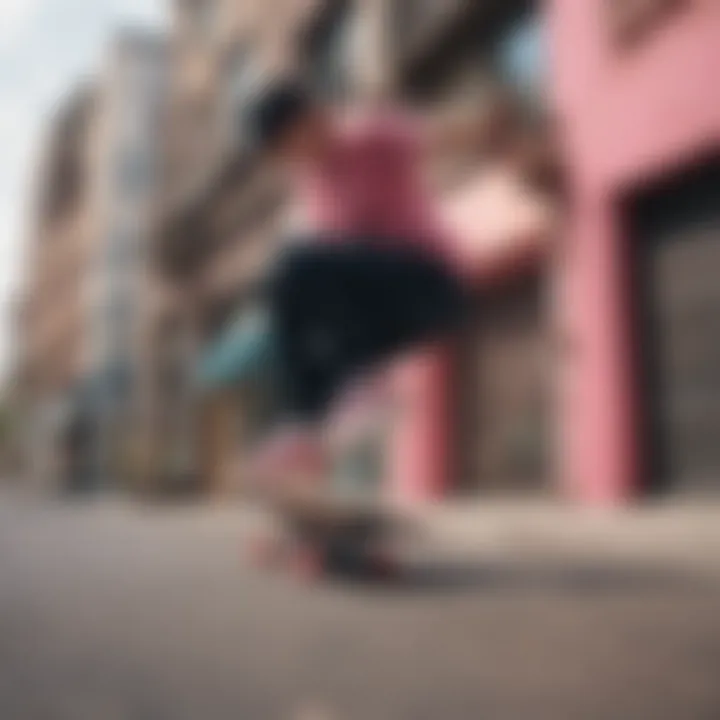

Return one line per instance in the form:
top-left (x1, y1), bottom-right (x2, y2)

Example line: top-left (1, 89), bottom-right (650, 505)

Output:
top-left (196, 311), bottom-right (275, 390)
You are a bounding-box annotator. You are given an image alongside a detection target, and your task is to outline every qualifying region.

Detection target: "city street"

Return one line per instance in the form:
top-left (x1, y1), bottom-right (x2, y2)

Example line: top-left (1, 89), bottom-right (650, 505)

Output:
top-left (1, 496), bottom-right (720, 720)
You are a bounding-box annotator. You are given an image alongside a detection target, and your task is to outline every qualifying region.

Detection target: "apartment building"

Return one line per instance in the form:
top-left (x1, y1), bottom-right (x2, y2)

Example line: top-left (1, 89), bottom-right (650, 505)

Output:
top-left (87, 31), bottom-right (169, 492)
top-left (20, 86), bottom-right (100, 491)
top-left (19, 30), bottom-right (169, 493)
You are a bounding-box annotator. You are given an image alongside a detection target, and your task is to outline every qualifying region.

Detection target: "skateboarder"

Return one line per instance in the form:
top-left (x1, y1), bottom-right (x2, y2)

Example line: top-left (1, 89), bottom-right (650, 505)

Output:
top-left (245, 78), bottom-right (483, 490)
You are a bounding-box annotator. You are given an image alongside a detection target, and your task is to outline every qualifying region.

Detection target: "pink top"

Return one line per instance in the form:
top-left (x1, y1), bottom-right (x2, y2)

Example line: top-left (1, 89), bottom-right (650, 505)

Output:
top-left (295, 112), bottom-right (450, 260)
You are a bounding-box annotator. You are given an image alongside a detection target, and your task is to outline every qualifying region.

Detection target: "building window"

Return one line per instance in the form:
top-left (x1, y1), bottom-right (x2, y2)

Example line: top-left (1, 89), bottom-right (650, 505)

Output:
top-left (43, 141), bottom-right (85, 221)
top-left (304, 0), bottom-right (356, 100)
top-left (41, 90), bottom-right (94, 222)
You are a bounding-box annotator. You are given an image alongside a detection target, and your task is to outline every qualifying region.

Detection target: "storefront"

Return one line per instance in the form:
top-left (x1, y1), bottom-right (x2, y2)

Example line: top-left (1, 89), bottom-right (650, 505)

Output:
top-left (551, 0), bottom-right (720, 503)
top-left (454, 271), bottom-right (550, 496)
top-left (627, 160), bottom-right (720, 495)
top-left (392, 0), bottom-right (720, 505)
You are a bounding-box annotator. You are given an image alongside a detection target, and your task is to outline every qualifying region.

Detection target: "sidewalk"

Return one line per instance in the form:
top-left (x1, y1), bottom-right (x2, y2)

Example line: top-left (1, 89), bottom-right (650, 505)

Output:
top-left (407, 499), bottom-right (720, 567)
top-left (5, 488), bottom-right (720, 568)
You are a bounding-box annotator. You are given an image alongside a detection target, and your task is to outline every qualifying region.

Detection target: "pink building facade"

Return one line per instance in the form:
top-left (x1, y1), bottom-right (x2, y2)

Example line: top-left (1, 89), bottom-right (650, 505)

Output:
top-left (552, 0), bottom-right (720, 504)
top-left (391, 0), bottom-right (720, 504)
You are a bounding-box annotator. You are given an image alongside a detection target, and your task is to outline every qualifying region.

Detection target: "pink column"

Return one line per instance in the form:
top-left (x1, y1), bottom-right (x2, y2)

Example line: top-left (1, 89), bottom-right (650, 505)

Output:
top-left (559, 196), bottom-right (638, 505)
top-left (387, 345), bottom-right (452, 503)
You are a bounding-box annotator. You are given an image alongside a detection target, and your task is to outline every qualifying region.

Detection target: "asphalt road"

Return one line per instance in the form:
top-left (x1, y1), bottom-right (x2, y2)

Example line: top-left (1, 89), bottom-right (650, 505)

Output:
top-left (1, 497), bottom-right (720, 720)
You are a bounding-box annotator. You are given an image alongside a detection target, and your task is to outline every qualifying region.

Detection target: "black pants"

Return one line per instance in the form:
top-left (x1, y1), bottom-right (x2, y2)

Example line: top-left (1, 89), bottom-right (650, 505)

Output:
top-left (268, 238), bottom-right (466, 421)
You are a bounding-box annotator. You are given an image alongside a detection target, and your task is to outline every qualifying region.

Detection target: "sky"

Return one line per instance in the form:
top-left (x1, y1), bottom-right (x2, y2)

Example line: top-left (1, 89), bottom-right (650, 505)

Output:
top-left (0, 0), bottom-right (168, 384)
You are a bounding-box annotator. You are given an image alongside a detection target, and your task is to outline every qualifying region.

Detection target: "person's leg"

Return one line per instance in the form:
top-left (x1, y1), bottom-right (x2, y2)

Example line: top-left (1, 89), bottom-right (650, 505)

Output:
top-left (248, 239), bottom-right (466, 491)
top-left (325, 241), bottom-right (467, 370)
top-left (313, 244), bottom-right (465, 474)
top-left (247, 244), bottom-right (354, 491)
top-left (270, 244), bottom-right (360, 419)
top-left (267, 240), bottom-right (464, 418)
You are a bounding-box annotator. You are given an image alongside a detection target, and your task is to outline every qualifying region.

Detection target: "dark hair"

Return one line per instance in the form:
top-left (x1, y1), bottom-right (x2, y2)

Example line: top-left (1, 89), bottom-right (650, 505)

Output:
top-left (246, 79), bottom-right (314, 152)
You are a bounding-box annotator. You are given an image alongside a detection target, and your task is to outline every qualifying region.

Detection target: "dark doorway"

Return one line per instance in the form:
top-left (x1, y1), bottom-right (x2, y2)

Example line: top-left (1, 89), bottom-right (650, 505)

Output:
top-left (62, 411), bottom-right (96, 494)
top-left (455, 272), bottom-right (550, 495)
top-left (628, 159), bottom-right (720, 495)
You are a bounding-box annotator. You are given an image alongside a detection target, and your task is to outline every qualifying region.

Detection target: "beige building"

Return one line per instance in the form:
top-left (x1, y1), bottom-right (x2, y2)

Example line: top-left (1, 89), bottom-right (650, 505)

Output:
top-left (87, 31), bottom-right (169, 493)
top-left (19, 30), bottom-right (169, 494)
top-left (20, 86), bottom-right (100, 491)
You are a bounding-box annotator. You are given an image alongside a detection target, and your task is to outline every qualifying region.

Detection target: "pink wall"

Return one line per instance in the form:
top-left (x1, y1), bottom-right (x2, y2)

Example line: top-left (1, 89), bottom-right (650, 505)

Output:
top-left (549, 0), bottom-right (720, 503)
top-left (387, 1), bottom-right (720, 505)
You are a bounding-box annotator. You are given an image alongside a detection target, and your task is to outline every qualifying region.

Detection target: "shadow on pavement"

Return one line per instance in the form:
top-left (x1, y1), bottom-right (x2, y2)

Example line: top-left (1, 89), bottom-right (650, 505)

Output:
top-left (342, 558), bottom-right (716, 598)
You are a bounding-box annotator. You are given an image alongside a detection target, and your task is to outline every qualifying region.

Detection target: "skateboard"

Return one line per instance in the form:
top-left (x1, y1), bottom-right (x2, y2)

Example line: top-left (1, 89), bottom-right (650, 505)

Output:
top-left (249, 501), bottom-right (400, 581)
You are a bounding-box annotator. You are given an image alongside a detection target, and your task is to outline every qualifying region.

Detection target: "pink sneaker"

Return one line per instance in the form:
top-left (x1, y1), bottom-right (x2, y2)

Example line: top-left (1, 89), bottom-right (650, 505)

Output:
top-left (248, 425), bottom-right (327, 489)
